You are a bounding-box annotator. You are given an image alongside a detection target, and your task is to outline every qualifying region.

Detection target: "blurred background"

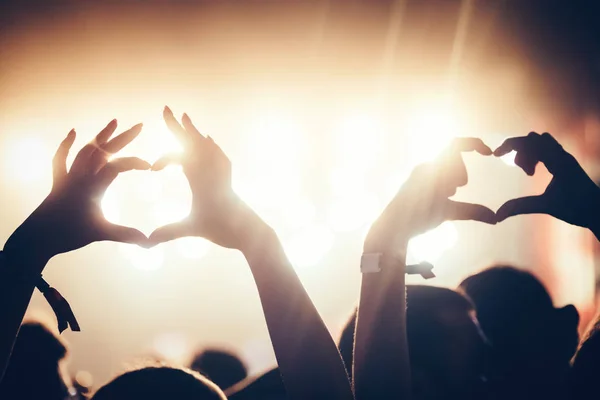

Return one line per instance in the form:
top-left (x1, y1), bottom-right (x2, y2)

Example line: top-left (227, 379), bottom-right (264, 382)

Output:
top-left (1, 0), bottom-right (600, 390)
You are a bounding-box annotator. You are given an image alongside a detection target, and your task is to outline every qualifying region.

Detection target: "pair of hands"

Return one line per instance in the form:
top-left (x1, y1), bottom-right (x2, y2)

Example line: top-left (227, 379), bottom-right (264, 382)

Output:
top-left (5, 107), bottom-right (252, 265)
top-left (366, 133), bottom-right (600, 251)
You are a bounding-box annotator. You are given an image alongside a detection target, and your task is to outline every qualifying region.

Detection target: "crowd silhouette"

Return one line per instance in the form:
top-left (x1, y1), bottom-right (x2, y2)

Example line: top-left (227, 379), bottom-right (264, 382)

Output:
top-left (1, 106), bottom-right (600, 400)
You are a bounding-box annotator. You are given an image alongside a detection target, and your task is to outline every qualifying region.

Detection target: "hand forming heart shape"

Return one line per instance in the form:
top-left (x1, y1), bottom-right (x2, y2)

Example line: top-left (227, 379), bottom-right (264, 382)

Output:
top-left (9, 111), bottom-right (599, 265)
top-left (494, 132), bottom-right (600, 230)
top-left (365, 132), bottom-right (600, 251)
top-left (4, 119), bottom-right (152, 264)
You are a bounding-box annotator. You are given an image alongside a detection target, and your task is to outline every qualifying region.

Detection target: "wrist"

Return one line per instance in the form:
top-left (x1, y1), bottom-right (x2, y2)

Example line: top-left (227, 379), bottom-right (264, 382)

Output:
top-left (240, 222), bottom-right (279, 260)
top-left (0, 246), bottom-right (49, 278)
top-left (364, 223), bottom-right (410, 254)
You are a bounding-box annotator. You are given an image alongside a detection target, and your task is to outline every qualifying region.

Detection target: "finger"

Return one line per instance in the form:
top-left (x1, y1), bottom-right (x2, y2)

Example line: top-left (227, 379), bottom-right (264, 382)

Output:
top-left (52, 129), bottom-right (76, 185)
top-left (537, 132), bottom-right (575, 176)
top-left (70, 119), bottom-right (118, 175)
top-left (446, 201), bottom-right (497, 224)
top-left (164, 106), bottom-right (192, 144)
top-left (95, 118), bottom-right (118, 146)
top-left (493, 133), bottom-right (538, 157)
top-left (514, 149), bottom-right (537, 176)
top-left (182, 113), bottom-right (206, 140)
top-left (151, 153), bottom-right (184, 171)
top-left (102, 123), bottom-right (143, 154)
top-left (449, 137), bottom-right (493, 156)
top-left (88, 123), bottom-right (144, 174)
top-left (496, 195), bottom-right (548, 222)
top-left (148, 220), bottom-right (194, 246)
top-left (102, 223), bottom-right (149, 246)
top-left (96, 157), bottom-right (151, 187)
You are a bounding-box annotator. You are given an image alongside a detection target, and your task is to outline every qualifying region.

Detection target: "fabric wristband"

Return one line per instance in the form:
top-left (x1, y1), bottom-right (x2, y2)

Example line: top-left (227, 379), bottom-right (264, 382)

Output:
top-left (360, 253), bottom-right (435, 279)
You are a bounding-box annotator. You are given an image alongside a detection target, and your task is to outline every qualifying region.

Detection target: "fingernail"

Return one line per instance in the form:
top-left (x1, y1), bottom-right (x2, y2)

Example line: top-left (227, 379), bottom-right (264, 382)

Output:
top-left (133, 122), bottom-right (143, 129)
top-left (164, 106), bottom-right (172, 114)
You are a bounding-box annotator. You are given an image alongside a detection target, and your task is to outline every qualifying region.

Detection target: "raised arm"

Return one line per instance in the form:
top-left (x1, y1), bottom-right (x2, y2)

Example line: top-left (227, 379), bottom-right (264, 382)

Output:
top-left (148, 107), bottom-right (354, 400)
top-left (0, 121), bottom-right (149, 379)
top-left (494, 131), bottom-right (600, 239)
top-left (353, 138), bottom-right (497, 400)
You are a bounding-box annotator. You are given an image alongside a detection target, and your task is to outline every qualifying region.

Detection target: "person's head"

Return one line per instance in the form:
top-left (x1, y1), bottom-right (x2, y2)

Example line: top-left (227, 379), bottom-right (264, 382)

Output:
top-left (92, 366), bottom-right (226, 400)
top-left (459, 266), bottom-right (579, 379)
top-left (0, 321), bottom-right (71, 400)
top-left (190, 348), bottom-right (247, 391)
top-left (339, 285), bottom-right (488, 400)
top-left (569, 315), bottom-right (600, 399)
top-left (226, 368), bottom-right (287, 400)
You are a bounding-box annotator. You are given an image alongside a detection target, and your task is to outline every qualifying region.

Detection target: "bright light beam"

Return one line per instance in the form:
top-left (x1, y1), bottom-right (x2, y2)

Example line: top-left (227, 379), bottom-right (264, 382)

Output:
top-left (285, 224), bottom-right (334, 269)
top-left (407, 222), bottom-right (458, 264)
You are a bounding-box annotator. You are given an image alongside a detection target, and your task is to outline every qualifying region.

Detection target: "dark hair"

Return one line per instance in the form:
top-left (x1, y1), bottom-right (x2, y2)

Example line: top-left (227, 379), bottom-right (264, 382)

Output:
top-left (338, 285), bottom-right (481, 378)
top-left (459, 265), bottom-right (579, 399)
top-left (92, 366), bottom-right (226, 400)
top-left (459, 266), bottom-right (554, 344)
top-left (0, 321), bottom-right (69, 400)
top-left (570, 316), bottom-right (600, 399)
top-left (459, 266), bottom-right (578, 363)
top-left (190, 348), bottom-right (247, 391)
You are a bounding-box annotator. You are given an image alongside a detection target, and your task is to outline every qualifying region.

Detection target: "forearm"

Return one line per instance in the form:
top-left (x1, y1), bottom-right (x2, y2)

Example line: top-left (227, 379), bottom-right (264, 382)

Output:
top-left (242, 226), bottom-right (353, 400)
top-left (354, 243), bottom-right (411, 400)
top-left (0, 250), bottom-right (47, 381)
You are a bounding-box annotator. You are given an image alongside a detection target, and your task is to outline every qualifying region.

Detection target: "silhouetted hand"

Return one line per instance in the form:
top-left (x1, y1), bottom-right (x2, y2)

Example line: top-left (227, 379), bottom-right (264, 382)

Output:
top-left (4, 120), bottom-right (150, 264)
top-left (365, 138), bottom-right (497, 251)
top-left (494, 132), bottom-right (600, 230)
top-left (149, 107), bottom-right (261, 250)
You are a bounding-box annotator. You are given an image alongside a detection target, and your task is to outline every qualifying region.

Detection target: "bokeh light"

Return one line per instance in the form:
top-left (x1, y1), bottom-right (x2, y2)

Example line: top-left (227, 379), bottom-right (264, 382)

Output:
top-left (175, 237), bottom-right (211, 260)
top-left (236, 114), bottom-right (304, 211)
top-left (407, 222), bottom-right (458, 264)
top-left (4, 137), bottom-right (51, 184)
top-left (285, 224), bottom-right (335, 269)
top-left (101, 185), bottom-right (122, 225)
top-left (405, 101), bottom-right (461, 167)
top-left (501, 150), bottom-right (517, 166)
top-left (332, 114), bottom-right (383, 169)
top-left (153, 332), bottom-right (190, 364)
top-left (327, 193), bottom-right (380, 233)
top-left (119, 244), bottom-right (165, 271)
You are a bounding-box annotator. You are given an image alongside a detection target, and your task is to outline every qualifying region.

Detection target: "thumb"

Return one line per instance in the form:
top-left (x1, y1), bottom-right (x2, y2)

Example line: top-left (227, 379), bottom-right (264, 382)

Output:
top-left (446, 201), bottom-right (497, 225)
top-left (496, 195), bottom-right (548, 222)
top-left (102, 223), bottom-right (149, 247)
top-left (149, 220), bottom-right (195, 246)
top-left (151, 153), bottom-right (184, 172)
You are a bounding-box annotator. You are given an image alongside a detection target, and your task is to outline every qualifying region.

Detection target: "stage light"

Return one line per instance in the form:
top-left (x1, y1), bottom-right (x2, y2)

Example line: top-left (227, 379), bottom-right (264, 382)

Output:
top-left (280, 196), bottom-right (316, 231)
top-left (133, 172), bottom-right (164, 202)
top-left (237, 114), bottom-right (304, 210)
top-left (405, 103), bottom-right (460, 167)
top-left (4, 137), bottom-right (51, 184)
top-left (327, 192), bottom-right (380, 233)
top-left (333, 114), bottom-right (383, 169)
top-left (501, 150), bottom-right (516, 166)
top-left (175, 237), bottom-right (211, 260)
top-left (330, 167), bottom-right (367, 198)
top-left (101, 185), bottom-right (121, 224)
top-left (119, 244), bottom-right (165, 271)
top-left (153, 332), bottom-right (190, 364)
top-left (407, 221), bottom-right (458, 263)
top-left (124, 122), bottom-right (184, 163)
top-left (285, 224), bottom-right (334, 269)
